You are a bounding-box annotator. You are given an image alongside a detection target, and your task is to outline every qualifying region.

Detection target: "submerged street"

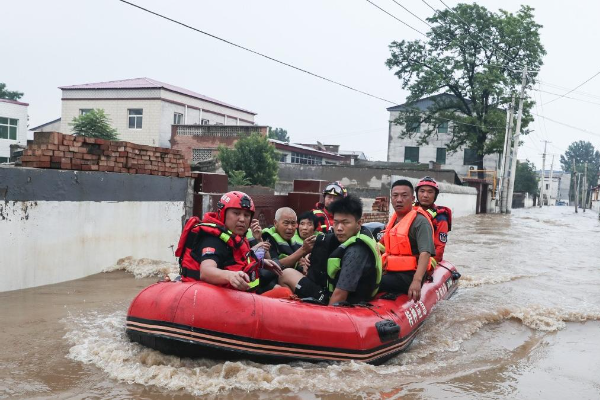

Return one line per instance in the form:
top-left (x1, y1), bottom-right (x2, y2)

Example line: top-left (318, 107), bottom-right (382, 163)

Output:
top-left (1, 206), bottom-right (599, 399)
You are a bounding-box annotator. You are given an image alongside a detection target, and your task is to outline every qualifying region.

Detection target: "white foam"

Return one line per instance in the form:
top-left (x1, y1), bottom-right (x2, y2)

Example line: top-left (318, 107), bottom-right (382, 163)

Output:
top-left (103, 256), bottom-right (177, 278)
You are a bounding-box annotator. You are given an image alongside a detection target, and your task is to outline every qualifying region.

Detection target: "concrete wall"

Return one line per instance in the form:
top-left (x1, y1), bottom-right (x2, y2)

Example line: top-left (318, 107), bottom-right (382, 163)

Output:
top-left (0, 100), bottom-right (28, 159)
top-left (0, 166), bottom-right (190, 292)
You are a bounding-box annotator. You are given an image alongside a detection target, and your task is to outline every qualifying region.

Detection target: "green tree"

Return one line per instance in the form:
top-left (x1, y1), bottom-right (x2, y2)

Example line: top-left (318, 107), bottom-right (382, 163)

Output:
top-left (0, 83), bottom-right (24, 100)
top-left (514, 160), bottom-right (538, 196)
top-left (69, 109), bottom-right (119, 140)
top-left (268, 127), bottom-right (290, 142)
top-left (218, 133), bottom-right (279, 187)
top-left (560, 140), bottom-right (600, 200)
top-left (228, 170), bottom-right (251, 186)
top-left (385, 4), bottom-right (545, 171)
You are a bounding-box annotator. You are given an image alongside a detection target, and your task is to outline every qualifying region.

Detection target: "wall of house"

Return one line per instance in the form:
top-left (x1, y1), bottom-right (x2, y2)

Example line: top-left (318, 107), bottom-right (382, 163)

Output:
top-left (0, 166), bottom-right (191, 292)
top-left (0, 101), bottom-right (28, 159)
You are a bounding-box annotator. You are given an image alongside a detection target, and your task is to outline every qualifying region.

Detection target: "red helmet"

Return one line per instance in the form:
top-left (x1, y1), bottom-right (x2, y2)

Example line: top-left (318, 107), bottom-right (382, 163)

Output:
top-left (217, 191), bottom-right (255, 223)
top-left (323, 181), bottom-right (348, 198)
top-left (416, 176), bottom-right (439, 197)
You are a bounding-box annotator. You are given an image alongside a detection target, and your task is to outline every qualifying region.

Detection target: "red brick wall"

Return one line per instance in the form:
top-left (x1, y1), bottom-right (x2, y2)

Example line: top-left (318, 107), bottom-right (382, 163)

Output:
top-left (21, 132), bottom-right (193, 177)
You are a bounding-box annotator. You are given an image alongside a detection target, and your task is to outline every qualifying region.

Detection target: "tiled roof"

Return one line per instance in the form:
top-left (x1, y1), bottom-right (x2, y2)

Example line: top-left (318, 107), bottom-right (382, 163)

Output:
top-left (0, 98), bottom-right (29, 106)
top-left (386, 93), bottom-right (466, 112)
top-left (59, 77), bottom-right (256, 115)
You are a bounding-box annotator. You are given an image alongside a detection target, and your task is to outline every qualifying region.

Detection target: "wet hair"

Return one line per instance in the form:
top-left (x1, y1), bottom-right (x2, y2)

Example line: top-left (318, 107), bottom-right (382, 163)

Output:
top-left (391, 179), bottom-right (414, 194)
top-left (328, 194), bottom-right (363, 221)
top-left (297, 210), bottom-right (318, 229)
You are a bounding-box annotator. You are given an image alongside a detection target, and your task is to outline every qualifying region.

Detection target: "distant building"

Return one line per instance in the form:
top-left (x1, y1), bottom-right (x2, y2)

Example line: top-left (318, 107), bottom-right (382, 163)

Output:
top-left (538, 169), bottom-right (571, 205)
top-left (270, 140), bottom-right (344, 165)
top-left (29, 118), bottom-right (61, 133)
top-left (295, 142), bottom-right (367, 165)
top-left (0, 99), bottom-right (28, 163)
top-left (52, 77), bottom-right (256, 148)
top-left (386, 94), bottom-right (500, 176)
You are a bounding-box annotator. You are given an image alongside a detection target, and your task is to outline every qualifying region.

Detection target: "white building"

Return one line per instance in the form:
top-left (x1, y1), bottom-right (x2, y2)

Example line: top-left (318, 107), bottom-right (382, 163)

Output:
top-left (387, 94), bottom-right (499, 176)
top-left (55, 78), bottom-right (257, 148)
top-left (539, 170), bottom-right (571, 205)
top-left (0, 99), bottom-right (28, 163)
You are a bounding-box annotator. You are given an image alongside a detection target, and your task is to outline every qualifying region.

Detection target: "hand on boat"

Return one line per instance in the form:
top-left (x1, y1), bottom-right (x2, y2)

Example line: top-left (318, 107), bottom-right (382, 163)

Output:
top-left (250, 219), bottom-right (262, 241)
top-left (262, 259), bottom-right (283, 276)
top-left (407, 280), bottom-right (422, 302)
top-left (228, 271), bottom-right (251, 291)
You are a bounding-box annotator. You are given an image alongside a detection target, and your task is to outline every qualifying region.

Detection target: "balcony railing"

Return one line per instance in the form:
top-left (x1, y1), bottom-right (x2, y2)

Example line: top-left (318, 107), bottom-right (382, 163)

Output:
top-left (175, 125), bottom-right (266, 137)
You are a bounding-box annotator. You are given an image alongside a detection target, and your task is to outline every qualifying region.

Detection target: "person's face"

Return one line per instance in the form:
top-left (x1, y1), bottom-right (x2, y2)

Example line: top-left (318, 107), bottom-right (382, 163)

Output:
top-left (274, 211), bottom-right (297, 241)
top-left (298, 218), bottom-right (315, 240)
top-left (224, 208), bottom-right (252, 236)
top-left (391, 185), bottom-right (415, 215)
top-left (323, 194), bottom-right (338, 209)
top-left (417, 186), bottom-right (436, 208)
top-left (333, 212), bottom-right (361, 243)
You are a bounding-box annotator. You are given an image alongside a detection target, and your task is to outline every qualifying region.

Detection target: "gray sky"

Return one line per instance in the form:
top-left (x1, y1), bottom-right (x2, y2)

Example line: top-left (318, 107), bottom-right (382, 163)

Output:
top-left (3, 0), bottom-right (600, 171)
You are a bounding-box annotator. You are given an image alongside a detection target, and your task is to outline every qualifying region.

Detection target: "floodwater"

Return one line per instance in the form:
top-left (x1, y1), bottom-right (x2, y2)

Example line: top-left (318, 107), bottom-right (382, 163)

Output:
top-left (1, 206), bottom-right (600, 399)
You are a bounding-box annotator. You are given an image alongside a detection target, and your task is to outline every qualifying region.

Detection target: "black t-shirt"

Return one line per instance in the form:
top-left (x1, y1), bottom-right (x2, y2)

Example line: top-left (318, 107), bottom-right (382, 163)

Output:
top-left (335, 243), bottom-right (376, 304)
top-left (190, 235), bottom-right (235, 269)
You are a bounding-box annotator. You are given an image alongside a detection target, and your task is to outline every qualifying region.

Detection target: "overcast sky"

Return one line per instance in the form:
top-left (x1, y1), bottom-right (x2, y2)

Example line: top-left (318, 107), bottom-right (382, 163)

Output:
top-left (3, 0), bottom-right (600, 171)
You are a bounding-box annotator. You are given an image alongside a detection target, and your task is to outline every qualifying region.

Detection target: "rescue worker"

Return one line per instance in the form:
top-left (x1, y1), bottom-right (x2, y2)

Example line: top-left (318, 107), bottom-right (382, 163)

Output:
top-left (175, 191), bottom-right (282, 291)
top-left (262, 207), bottom-right (316, 270)
top-left (415, 176), bottom-right (452, 263)
top-left (312, 181), bottom-right (348, 233)
top-left (379, 180), bottom-right (435, 301)
top-left (278, 195), bottom-right (382, 305)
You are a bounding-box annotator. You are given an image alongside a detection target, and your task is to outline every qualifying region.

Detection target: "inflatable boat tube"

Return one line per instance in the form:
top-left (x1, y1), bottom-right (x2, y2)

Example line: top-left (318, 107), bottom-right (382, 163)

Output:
top-left (126, 261), bottom-right (460, 365)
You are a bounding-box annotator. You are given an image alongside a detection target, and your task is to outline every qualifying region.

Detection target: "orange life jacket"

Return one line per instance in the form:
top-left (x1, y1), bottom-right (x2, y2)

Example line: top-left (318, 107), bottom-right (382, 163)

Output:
top-left (175, 212), bottom-right (260, 289)
top-left (381, 207), bottom-right (434, 272)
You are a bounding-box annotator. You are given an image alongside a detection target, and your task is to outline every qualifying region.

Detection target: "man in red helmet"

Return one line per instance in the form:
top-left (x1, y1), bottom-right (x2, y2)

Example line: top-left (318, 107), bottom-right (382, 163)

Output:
top-left (312, 181), bottom-right (348, 233)
top-left (415, 176), bottom-right (452, 263)
top-left (176, 191), bottom-right (282, 291)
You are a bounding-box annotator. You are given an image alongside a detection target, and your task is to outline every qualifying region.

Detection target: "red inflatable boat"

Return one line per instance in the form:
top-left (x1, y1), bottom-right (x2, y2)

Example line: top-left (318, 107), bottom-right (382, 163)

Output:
top-left (126, 261), bottom-right (460, 364)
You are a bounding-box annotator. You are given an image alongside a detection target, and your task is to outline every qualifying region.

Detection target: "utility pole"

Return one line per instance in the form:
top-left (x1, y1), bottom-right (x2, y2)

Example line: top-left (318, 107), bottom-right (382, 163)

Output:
top-left (507, 67), bottom-right (528, 214)
top-left (539, 140), bottom-right (550, 207)
top-left (574, 159), bottom-right (578, 213)
top-left (583, 162), bottom-right (588, 212)
top-left (500, 95), bottom-right (515, 213)
top-left (549, 155), bottom-right (555, 205)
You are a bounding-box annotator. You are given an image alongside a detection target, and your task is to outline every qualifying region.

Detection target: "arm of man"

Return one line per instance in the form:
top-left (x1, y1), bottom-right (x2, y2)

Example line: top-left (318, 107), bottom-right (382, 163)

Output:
top-left (328, 288), bottom-right (349, 305)
top-left (407, 215), bottom-right (435, 301)
top-left (433, 218), bottom-right (449, 262)
top-left (277, 235), bottom-right (316, 269)
top-left (200, 260), bottom-right (250, 291)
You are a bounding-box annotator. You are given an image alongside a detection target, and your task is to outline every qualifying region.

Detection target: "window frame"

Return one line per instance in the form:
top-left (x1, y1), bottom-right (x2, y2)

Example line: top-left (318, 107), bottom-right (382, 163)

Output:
top-left (173, 112), bottom-right (183, 125)
top-left (404, 146), bottom-right (420, 163)
top-left (437, 121), bottom-right (448, 133)
top-left (405, 117), bottom-right (421, 133)
top-left (436, 147), bottom-right (447, 164)
top-left (201, 119), bottom-right (209, 125)
top-left (128, 109), bottom-right (143, 129)
top-left (79, 109), bottom-right (93, 116)
top-left (290, 151), bottom-right (322, 165)
top-left (463, 148), bottom-right (479, 165)
top-left (0, 117), bottom-right (18, 140)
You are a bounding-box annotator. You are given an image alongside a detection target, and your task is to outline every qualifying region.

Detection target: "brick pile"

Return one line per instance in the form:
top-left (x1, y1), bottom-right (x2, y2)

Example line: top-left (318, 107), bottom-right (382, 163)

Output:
top-left (20, 132), bottom-right (194, 177)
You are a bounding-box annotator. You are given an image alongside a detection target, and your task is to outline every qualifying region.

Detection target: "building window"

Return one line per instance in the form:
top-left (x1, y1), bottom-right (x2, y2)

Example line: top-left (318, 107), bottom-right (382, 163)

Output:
top-left (173, 112), bottom-right (183, 125)
top-left (201, 119), bottom-right (209, 125)
top-left (291, 151), bottom-right (322, 165)
top-left (0, 157), bottom-right (8, 163)
top-left (0, 117), bottom-right (18, 140)
top-left (279, 153), bottom-right (287, 162)
top-left (192, 148), bottom-right (214, 163)
top-left (128, 109), bottom-right (143, 129)
top-left (546, 184), bottom-right (549, 190)
top-left (80, 109), bottom-right (93, 116)
top-left (406, 117), bottom-right (420, 133)
top-left (436, 148), bottom-right (446, 164)
top-left (404, 146), bottom-right (419, 163)
top-left (437, 121), bottom-right (448, 133)
top-left (463, 148), bottom-right (478, 165)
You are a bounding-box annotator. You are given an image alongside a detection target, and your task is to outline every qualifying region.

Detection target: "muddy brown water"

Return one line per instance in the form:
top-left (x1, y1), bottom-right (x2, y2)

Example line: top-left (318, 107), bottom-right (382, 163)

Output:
top-left (1, 206), bottom-right (599, 399)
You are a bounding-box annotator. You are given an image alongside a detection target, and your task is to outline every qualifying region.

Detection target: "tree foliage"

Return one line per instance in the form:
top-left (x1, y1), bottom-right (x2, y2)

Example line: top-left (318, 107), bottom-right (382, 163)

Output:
top-left (0, 83), bottom-right (24, 100)
top-left (70, 109), bottom-right (119, 140)
top-left (514, 159), bottom-right (538, 196)
top-left (560, 141), bottom-right (600, 198)
top-left (268, 127), bottom-right (289, 142)
top-left (385, 4), bottom-right (545, 169)
top-left (228, 170), bottom-right (252, 186)
top-left (218, 133), bottom-right (279, 187)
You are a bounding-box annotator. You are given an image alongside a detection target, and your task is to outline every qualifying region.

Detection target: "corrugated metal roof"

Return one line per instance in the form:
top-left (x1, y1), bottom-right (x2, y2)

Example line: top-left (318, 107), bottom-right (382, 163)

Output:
top-left (59, 77), bottom-right (256, 115)
top-left (386, 93), bottom-right (465, 112)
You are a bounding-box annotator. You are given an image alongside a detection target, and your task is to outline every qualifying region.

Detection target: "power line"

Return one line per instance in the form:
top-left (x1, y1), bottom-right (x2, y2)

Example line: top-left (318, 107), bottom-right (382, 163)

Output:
top-left (543, 69), bottom-right (600, 105)
top-left (532, 87), bottom-right (600, 107)
top-left (537, 80), bottom-right (600, 101)
top-left (531, 112), bottom-right (600, 138)
top-left (365, 0), bottom-right (426, 36)
top-left (390, 0), bottom-right (433, 28)
top-left (118, 0), bottom-right (399, 104)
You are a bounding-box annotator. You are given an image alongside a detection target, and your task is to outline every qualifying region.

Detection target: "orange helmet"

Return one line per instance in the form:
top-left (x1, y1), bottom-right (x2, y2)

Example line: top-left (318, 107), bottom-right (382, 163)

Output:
top-left (416, 176), bottom-right (439, 199)
top-left (217, 191), bottom-right (255, 223)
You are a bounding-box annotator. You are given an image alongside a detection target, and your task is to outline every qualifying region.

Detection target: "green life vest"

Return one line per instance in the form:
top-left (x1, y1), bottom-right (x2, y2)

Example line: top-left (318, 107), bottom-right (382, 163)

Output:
top-left (326, 230), bottom-right (382, 299)
top-left (262, 226), bottom-right (302, 261)
top-left (292, 232), bottom-right (304, 246)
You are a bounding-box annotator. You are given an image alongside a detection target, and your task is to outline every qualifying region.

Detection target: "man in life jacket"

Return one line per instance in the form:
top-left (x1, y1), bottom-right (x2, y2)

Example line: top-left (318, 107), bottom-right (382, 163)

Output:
top-left (278, 195), bottom-right (382, 305)
top-left (415, 176), bottom-right (452, 263)
top-left (261, 207), bottom-right (316, 270)
top-left (177, 191), bottom-right (282, 291)
top-left (379, 180), bottom-right (435, 302)
top-left (312, 181), bottom-right (348, 233)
